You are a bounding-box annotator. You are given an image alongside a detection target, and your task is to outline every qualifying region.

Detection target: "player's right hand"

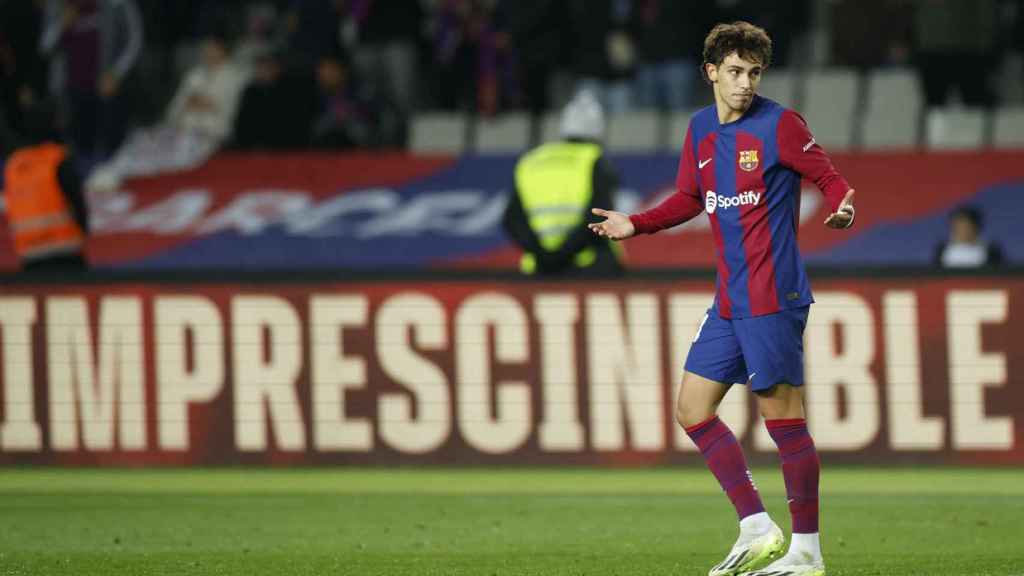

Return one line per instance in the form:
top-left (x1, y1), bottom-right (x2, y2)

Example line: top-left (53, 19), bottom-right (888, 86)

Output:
top-left (589, 208), bottom-right (636, 241)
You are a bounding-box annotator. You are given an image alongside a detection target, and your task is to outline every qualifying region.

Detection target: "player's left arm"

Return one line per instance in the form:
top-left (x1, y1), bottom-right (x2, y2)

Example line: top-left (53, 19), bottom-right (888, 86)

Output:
top-left (777, 109), bottom-right (856, 229)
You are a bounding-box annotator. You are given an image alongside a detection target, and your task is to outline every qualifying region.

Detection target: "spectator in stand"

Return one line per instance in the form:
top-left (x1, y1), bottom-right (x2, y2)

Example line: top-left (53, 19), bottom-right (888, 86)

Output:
top-left (471, 0), bottom-right (514, 117)
top-left (233, 2), bottom-right (286, 71)
top-left (88, 29), bottom-right (248, 189)
top-left (1015, 0), bottom-right (1024, 55)
top-left (310, 49), bottom-right (405, 149)
top-left (508, 0), bottom-right (568, 120)
top-left (631, 0), bottom-right (703, 111)
top-left (828, 0), bottom-right (913, 69)
top-left (233, 49), bottom-right (318, 150)
top-left (1, 0), bottom-right (51, 143)
top-left (285, 0), bottom-right (347, 71)
top-left (432, 0), bottom-right (514, 116)
top-left (310, 51), bottom-right (360, 148)
top-left (346, 0), bottom-right (425, 113)
top-left (935, 206), bottom-right (1003, 269)
top-left (566, 0), bottom-right (636, 113)
top-left (40, 0), bottom-right (144, 162)
top-left (713, 0), bottom-right (809, 68)
top-left (912, 0), bottom-right (997, 106)
top-left (432, 0), bottom-right (476, 111)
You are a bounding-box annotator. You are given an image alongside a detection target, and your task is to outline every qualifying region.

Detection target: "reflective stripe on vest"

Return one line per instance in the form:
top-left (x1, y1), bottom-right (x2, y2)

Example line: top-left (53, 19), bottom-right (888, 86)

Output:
top-left (515, 141), bottom-right (602, 274)
top-left (10, 212), bottom-right (76, 234)
top-left (3, 143), bottom-right (83, 263)
top-left (21, 237), bottom-right (83, 260)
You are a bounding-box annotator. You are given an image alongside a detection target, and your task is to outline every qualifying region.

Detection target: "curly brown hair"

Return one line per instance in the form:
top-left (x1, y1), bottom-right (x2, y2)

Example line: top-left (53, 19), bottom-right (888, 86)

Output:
top-left (702, 21), bottom-right (772, 82)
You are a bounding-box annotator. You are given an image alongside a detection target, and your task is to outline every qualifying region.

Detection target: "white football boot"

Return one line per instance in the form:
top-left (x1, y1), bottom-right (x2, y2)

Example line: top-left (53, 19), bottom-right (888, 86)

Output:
top-left (739, 550), bottom-right (826, 576)
top-left (708, 519), bottom-right (785, 576)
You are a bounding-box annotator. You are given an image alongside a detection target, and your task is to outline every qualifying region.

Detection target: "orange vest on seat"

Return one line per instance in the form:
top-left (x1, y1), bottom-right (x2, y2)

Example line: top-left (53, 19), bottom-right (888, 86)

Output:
top-left (3, 143), bottom-right (84, 263)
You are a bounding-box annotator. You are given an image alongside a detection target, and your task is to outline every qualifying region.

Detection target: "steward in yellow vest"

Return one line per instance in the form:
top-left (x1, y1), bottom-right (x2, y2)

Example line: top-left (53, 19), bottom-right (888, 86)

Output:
top-left (502, 92), bottom-right (623, 276)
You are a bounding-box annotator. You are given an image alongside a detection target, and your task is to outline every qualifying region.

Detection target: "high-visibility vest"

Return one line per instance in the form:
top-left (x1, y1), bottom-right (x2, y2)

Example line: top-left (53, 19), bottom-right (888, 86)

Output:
top-left (3, 143), bottom-right (84, 263)
top-left (515, 141), bottom-right (607, 274)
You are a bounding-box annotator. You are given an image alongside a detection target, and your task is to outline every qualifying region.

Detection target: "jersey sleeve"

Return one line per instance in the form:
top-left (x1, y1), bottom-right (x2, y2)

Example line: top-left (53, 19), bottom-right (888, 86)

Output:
top-left (777, 109), bottom-right (851, 214)
top-left (629, 123), bottom-right (704, 234)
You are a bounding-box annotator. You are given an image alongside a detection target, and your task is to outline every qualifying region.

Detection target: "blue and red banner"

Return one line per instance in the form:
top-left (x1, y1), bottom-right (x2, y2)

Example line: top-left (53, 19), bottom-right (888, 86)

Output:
top-left (1, 151), bottom-right (1021, 271)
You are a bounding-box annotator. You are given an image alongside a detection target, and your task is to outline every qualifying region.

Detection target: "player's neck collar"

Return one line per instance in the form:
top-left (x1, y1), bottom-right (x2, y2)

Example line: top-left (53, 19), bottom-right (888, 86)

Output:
top-left (716, 95), bottom-right (760, 128)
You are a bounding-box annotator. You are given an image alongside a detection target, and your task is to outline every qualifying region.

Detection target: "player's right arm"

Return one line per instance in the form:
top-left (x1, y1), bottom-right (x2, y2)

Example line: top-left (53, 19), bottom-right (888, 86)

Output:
top-left (589, 124), bottom-right (704, 241)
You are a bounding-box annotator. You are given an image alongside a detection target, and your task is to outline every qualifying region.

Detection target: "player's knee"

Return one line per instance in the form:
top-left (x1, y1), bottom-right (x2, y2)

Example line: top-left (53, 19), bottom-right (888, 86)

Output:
top-left (676, 402), bottom-right (712, 429)
top-left (675, 405), bottom-right (688, 428)
top-left (755, 383), bottom-right (805, 420)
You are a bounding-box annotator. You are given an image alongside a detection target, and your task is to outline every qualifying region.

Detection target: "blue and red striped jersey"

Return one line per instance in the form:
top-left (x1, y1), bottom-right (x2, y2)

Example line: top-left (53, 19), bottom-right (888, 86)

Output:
top-left (630, 96), bottom-right (851, 318)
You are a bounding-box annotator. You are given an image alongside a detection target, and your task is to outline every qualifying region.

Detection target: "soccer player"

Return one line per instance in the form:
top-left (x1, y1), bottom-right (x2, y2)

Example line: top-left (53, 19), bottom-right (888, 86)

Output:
top-left (589, 22), bottom-right (855, 576)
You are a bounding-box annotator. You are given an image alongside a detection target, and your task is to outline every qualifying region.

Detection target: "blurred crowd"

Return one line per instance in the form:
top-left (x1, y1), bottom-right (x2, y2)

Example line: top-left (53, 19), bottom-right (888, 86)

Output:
top-left (1, 0), bottom-right (1023, 172)
top-left (829, 0), bottom-right (1024, 108)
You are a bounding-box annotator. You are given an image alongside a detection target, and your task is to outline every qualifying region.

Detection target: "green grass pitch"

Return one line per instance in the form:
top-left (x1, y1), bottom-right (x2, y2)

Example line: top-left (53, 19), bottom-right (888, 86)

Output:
top-left (0, 467), bottom-right (1021, 575)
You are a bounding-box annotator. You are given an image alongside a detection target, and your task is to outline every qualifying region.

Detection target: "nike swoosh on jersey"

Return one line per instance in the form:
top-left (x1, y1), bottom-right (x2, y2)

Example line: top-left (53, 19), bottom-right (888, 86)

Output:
top-left (699, 158), bottom-right (712, 169)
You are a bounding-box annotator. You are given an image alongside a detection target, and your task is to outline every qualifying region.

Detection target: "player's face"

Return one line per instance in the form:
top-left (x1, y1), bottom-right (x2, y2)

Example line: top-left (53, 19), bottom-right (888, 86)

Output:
top-left (707, 52), bottom-right (763, 113)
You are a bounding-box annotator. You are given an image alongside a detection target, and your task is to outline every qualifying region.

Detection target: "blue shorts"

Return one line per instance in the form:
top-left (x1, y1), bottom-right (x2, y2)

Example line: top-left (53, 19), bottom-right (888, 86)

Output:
top-left (684, 305), bottom-right (809, 392)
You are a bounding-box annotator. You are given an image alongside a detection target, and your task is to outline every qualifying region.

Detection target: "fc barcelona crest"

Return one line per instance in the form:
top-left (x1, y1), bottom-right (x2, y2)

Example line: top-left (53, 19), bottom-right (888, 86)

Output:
top-left (739, 149), bottom-right (759, 171)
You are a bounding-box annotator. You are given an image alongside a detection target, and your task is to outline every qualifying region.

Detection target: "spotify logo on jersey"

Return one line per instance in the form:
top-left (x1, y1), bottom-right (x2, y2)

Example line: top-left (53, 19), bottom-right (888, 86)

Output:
top-left (705, 190), bottom-right (762, 214)
top-left (705, 191), bottom-right (718, 213)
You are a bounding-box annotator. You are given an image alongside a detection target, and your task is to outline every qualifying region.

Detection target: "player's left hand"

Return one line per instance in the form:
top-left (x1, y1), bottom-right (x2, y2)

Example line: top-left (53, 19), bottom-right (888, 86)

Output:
top-left (824, 189), bottom-right (855, 229)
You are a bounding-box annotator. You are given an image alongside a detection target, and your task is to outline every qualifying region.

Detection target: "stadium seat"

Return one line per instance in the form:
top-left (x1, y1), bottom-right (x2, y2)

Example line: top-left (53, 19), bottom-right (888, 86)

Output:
top-left (667, 110), bottom-right (700, 152)
top-left (862, 68), bottom-right (922, 149)
top-left (757, 69), bottom-right (799, 108)
top-left (801, 68), bottom-right (859, 150)
top-left (925, 108), bottom-right (986, 150)
top-left (474, 113), bottom-right (531, 153)
top-left (606, 111), bottom-right (661, 152)
top-left (992, 107), bottom-right (1024, 148)
top-left (409, 113), bottom-right (469, 154)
